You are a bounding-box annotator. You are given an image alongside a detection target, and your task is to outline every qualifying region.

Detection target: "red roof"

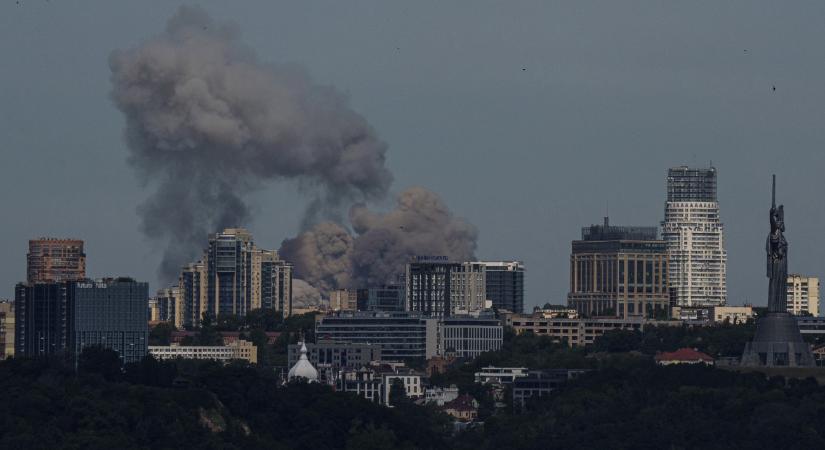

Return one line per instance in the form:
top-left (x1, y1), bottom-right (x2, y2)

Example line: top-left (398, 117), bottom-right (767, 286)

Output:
top-left (655, 348), bottom-right (714, 362)
top-left (443, 394), bottom-right (477, 412)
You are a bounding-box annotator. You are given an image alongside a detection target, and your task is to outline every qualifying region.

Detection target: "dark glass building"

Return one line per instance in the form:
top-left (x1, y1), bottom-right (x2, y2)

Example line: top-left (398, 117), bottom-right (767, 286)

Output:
top-left (15, 278), bottom-right (148, 364)
top-left (69, 278), bottom-right (148, 365)
top-left (366, 285), bottom-right (405, 312)
top-left (481, 261), bottom-right (525, 313)
top-left (14, 282), bottom-right (70, 358)
top-left (567, 217), bottom-right (669, 319)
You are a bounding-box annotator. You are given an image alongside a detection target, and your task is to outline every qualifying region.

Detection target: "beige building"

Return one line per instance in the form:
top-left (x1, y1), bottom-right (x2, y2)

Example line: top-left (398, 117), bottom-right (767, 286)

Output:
top-left (153, 287), bottom-right (184, 329)
top-left (330, 289), bottom-right (358, 311)
top-left (568, 218), bottom-right (669, 319)
top-left (450, 262), bottom-right (487, 315)
top-left (505, 313), bottom-right (679, 347)
top-left (149, 340), bottom-right (258, 364)
top-left (0, 301), bottom-right (14, 359)
top-left (712, 305), bottom-right (754, 324)
top-left (179, 229), bottom-right (294, 327)
top-left (787, 275), bottom-right (819, 316)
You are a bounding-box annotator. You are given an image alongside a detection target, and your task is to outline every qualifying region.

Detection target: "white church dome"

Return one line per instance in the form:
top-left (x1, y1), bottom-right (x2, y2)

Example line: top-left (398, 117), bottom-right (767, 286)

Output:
top-left (288, 342), bottom-right (319, 382)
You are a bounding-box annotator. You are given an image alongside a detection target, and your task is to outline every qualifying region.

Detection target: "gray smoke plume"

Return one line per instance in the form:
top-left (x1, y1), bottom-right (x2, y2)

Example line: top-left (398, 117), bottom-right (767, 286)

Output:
top-left (279, 222), bottom-right (354, 294)
top-left (291, 279), bottom-right (324, 309)
top-left (109, 6), bottom-right (392, 282)
top-left (281, 187), bottom-right (478, 294)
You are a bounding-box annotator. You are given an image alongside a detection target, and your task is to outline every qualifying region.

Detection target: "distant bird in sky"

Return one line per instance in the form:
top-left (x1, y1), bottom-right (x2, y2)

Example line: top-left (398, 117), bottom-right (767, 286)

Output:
top-left (522, 67), bottom-right (527, 71)
top-left (772, 85), bottom-right (776, 92)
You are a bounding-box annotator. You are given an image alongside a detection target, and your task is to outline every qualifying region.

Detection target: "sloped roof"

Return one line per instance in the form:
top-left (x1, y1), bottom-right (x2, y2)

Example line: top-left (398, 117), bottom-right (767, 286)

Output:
top-left (443, 394), bottom-right (478, 412)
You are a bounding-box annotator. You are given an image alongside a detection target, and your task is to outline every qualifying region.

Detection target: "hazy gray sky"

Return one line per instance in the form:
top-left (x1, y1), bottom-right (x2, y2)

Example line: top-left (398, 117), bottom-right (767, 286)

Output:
top-left (2, 1), bottom-right (825, 309)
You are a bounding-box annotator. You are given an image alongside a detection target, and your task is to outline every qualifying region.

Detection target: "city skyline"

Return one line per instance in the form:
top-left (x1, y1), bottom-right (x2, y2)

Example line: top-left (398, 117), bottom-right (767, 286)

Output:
top-left (3, 2), bottom-right (825, 310)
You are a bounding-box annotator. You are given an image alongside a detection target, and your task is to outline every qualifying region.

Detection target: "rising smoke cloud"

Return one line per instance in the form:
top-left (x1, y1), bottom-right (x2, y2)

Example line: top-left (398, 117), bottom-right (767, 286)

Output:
top-left (109, 6), bottom-right (392, 282)
top-left (281, 187), bottom-right (479, 295)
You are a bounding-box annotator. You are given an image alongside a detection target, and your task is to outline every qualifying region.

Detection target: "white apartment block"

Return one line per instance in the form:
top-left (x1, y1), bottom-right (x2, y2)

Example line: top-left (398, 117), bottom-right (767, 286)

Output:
top-left (149, 340), bottom-right (258, 364)
top-left (787, 275), bottom-right (820, 316)
top-left (662, 167), bottom-right (727, 308)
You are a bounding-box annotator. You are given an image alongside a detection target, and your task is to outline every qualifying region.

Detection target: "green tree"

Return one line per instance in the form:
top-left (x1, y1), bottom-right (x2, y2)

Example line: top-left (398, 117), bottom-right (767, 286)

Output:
top-left (149, 322), bottom-right (176, 345)
top-left (77, 345), bottom-right (122, 381)
top-left (389, 378), bottom-right (408, 407)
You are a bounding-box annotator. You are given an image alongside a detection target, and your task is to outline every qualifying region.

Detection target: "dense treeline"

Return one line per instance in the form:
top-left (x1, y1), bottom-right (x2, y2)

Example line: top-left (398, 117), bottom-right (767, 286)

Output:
top-left (592, 322), bottom-right (756, 356)
top-left (6, 322), bottom-right (825, 449)
top-left (0, 352), bottom-right (451, 449)
top-left (454, 361), bottom-right (825, 449)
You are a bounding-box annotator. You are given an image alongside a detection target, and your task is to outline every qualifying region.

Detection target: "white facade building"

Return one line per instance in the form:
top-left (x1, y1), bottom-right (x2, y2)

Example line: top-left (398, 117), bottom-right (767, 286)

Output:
top-left (450, 262), bottom-right (487, 315)
top-left (787, 275), bottom-right (820, 316)
top-left (662, 167), bottom-right (727, 308)
top-left (149, 340), bottom-right (257, 364)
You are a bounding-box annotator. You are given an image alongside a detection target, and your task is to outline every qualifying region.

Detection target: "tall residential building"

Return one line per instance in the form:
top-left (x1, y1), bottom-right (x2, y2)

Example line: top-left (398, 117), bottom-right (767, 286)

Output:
top-left (567, 217), bottom-right (669, 318)
top-left (14, 282), bottom-right (69, 358)
top-left (662, 166), bottom-right (727, 308)
top-left (207, 228), bottom-right (256, 317)
top-left (154, 287), bottom-right (183, 329)
top-left (182, 229), bottom-right (293, 326)
top-left (366, 284), bottom-right (406, 312)
top-left (180, 260), bottom-right (207, 327)
top-left (259, 250), bottom-right (292, 313)
top-left (406, 260), bottom-right (487, 318)
top-left (69, 278), bottom-right (148, 365)
top-left (0, 301), bottom-right (15, 359)
top-left (27, 238), bottom-right (86, 283)
top-left (479, 261), bottom-right (525, 313)
top-left (787, 275), bottom-right (820, 316)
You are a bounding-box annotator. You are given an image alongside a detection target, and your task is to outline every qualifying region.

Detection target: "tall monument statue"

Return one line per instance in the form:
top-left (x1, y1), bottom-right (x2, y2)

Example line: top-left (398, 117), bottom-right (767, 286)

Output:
top-left (766, 175), bottom-right (788, 313)
top-left (741, 175), bottom-right (814, 367)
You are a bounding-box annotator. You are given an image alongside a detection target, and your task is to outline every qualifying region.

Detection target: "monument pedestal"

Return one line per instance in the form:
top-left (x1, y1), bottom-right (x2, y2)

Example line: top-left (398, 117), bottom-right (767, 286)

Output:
top-left (741, 312), bottom-right (814, 367)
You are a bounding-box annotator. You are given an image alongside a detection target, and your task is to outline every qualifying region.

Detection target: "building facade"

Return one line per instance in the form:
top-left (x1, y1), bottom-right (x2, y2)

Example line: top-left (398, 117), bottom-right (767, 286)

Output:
top-left (787, 274), bottom-right (820, 316)
top-left (440, 314), bottom-right (503, 358)
top-left (315, 312), bottom-right (439, 360)
top-left (287, 341), bottom-right (382, 372)
top-left (329, 289), bottom-right (358, 312)
top-left (69, 278), bottom-right (148, 365)
top-left (366, 285), bottom-right (406, 312)
top-left (567, 218), bottom-right (669, 318)
top-left (480, 261), bottom-right (525, 313)
top-left (27, 238), bottom-right (86, 283)
top-left (662, 166), bottom-right (727, 308)
top-left (0, 301), bottom-right (14, 359)
top-left (406, 260), bottom-right (487, 318)
top-left (149, 340), bottom-right (257, 364)
top-left (180, 261), bottom-right (207, 327)
top-left (14, 282), bottom-right (69, 358)
top-left (184, 228), bottom-right (293, 325)
top-left (154, 287), bottom-right (183, 329)
top-left (504, 313), bottom-right (678, 347)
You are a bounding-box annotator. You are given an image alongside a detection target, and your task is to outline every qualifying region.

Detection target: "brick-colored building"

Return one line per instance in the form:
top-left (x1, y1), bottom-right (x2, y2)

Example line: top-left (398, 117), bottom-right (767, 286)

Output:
top-left (27, 238), bottom-right (86, 283)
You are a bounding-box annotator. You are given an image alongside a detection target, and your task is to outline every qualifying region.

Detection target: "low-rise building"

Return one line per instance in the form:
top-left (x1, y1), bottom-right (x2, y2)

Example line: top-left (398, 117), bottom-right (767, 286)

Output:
top-left (506, 314), bottom-right (677, 347)
top-left (442, 394), bottom-right (478, 422)
top-left (474, 366), bottom-right (528, 385)
top-left (654, 348), bottom-right (714, 366)
top-left (512, 369), bottom-right (586, 410)
top-left (149, 340), bottom-right (257, 364)
top-left (316, 312), bottom-right (439, 360)
top-left (424, 386), bottom-right (460, 406)
top-left (338, 366), bottom-right (424, 406)
top-left (712, 306), bottom-right (754, 324)
top-left (441, 313), bottom-right (503, 358)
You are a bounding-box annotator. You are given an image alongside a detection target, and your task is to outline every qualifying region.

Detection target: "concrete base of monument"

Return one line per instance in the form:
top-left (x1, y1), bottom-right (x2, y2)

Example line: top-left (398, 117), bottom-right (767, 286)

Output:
top-left (740, 312), bottom-right (815, 368)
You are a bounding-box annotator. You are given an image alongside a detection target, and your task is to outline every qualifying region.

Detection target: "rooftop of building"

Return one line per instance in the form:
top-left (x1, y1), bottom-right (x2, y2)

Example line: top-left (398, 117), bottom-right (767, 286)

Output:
top-left (442, 394), bottom-right (478, 412)
top-left (580, 217), bottom-right (659, 241)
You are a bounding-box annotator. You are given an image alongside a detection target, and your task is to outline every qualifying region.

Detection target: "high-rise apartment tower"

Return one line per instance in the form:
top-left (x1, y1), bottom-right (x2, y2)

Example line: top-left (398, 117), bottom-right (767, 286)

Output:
top-left (661, 167), bottom-right (727, 308)
top-left (27, 238), bottom-right (86, 283)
